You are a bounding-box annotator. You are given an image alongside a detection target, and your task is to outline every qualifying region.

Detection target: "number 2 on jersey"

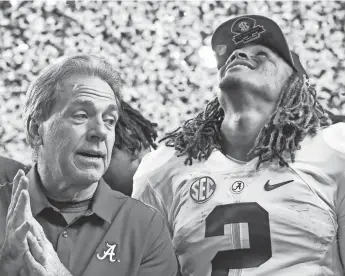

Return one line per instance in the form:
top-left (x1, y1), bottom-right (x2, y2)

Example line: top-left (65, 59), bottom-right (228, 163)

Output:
top-left (205, 203), bottom-right (272, 276)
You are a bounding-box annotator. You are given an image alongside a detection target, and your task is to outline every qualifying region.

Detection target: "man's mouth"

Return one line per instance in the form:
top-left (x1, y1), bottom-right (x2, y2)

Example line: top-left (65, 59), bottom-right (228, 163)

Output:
top-left (76, 151), bottom-right (105, 160)
top-left (225, 59), bottom-right (257, 72)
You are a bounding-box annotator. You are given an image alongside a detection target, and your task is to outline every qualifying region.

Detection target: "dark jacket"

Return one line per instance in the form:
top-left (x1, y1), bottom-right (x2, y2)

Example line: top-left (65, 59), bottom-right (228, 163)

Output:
top-left (0, 156), bottom-right (29, 185)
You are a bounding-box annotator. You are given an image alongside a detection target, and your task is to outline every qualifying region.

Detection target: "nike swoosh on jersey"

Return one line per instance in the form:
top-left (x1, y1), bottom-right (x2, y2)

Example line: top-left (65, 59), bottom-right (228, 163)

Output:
top-left (264, 180), bottom-right (294, 191)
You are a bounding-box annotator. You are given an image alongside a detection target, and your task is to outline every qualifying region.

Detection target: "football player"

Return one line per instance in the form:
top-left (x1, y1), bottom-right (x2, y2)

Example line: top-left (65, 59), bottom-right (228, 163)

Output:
top-left (104, 100), bottom-right (157, 196)
top-left (132, 15), bottom-right (345, 275)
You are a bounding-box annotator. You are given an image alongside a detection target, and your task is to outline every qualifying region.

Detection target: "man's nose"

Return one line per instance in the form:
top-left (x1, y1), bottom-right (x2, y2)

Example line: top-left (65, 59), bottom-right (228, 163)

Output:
top-left (229, 49), bottom-right (250, 63)
top-left (87, 118), bottom-right (108, 142)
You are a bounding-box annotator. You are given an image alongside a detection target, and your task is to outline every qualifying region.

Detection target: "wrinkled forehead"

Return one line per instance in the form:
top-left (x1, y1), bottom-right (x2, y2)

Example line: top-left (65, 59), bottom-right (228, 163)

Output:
top-left (59, 76), bottom-right (118, 106)
top-left (62, 75), bottom-right (116, 98)
top-left (52, 75), bottom-right (120, 112)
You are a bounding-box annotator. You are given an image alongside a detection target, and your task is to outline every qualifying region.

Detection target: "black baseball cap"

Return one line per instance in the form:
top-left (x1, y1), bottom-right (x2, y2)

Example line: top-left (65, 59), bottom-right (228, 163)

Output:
top-left (211, 15), bottom-right (308, 77)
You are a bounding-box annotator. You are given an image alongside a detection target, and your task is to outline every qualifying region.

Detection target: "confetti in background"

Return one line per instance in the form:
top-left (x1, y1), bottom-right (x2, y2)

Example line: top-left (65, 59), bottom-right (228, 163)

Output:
top-left (1, 0), bottom-right (344, 164)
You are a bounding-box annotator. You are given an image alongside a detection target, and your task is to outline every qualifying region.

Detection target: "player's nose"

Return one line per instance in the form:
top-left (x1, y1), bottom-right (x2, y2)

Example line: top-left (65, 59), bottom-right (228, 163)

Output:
top-left (229, 49), bottom-right (250, 63)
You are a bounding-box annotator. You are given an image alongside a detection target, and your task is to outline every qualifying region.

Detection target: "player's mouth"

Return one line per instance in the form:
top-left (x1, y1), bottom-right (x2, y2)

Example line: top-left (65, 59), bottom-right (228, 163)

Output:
top-left (225, 59), bottom-right (257, 72)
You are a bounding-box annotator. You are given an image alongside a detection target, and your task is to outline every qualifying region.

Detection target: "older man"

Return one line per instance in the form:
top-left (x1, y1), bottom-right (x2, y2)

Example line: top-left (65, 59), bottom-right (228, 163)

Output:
top-left (0, 99), bottom-right (157, 197)
top-left (0, 55), bottom-right (178, 276)
top-left (133, 15), bottom-right (345, 275)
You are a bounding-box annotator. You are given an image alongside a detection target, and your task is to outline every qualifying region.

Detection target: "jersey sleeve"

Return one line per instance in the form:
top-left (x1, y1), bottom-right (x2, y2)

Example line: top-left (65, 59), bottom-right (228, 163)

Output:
top-left (132, 175), bottom-right (169, 226)
top-left (326, 123), bottom-right (345, 271)
top-left (132, 146), bottom-right (178, 230)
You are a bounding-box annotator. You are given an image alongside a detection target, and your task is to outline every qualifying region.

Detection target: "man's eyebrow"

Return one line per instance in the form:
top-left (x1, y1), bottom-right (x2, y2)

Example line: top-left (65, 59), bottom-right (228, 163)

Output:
top-left (107, 104), bottom-right (119, 112)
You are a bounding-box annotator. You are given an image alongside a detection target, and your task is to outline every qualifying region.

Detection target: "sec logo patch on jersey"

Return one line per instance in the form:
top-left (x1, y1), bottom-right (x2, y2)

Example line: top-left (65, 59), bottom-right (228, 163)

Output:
top-left (189, 176), bottom-right (216, 204)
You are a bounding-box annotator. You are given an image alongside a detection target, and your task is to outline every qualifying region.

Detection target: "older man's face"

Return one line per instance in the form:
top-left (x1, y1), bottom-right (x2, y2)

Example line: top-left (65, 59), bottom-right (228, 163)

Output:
top-left (38, 75), bottom-right (119, 187)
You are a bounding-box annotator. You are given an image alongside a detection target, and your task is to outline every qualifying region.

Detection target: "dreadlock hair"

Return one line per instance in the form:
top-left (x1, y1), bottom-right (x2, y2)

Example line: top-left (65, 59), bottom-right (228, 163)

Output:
top-left (160, 72), bottom-right (331, 168)
top-left (114, 101), bottom-right (158, 154)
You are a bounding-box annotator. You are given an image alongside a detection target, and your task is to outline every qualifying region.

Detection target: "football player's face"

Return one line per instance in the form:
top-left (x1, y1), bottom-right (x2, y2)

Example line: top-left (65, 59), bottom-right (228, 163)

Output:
top-left (103, 145), bottom-right (150, 196)
top-left (217, 44), bottom-right (293, 104)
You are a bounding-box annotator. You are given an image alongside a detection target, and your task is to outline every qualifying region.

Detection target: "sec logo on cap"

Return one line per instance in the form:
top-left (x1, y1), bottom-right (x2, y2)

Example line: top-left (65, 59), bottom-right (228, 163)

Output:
top-left (190, 176), bottom-right (216, 204)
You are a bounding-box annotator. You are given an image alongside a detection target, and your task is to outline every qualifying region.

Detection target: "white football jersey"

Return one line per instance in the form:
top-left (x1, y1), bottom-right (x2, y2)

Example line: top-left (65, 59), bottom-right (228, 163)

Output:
top-left (132, 123), bottom-right (345, 276)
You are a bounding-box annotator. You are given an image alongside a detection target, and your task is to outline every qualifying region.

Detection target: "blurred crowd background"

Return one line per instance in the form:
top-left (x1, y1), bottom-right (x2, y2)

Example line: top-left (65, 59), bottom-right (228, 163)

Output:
top-left (1, 0), bottom-right (344, 165)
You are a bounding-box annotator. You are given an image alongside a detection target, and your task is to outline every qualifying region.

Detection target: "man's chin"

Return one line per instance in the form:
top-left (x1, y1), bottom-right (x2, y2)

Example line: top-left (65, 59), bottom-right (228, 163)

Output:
top-left (219, 73), bottom-right (259, 93)
top-left (219, 75), bottom-right (244, 91)
top-left (72, 166), bottom-right (104, 185)
top-left (83, 169), bottom-right (104, 181)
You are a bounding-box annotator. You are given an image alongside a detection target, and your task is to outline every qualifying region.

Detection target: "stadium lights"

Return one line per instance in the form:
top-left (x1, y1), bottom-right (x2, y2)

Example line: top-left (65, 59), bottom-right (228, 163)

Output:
top-left (198, 46), bottom-right (217, 69)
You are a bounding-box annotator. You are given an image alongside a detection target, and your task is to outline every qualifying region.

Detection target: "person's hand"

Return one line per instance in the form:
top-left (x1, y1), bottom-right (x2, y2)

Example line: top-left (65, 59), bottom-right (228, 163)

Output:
top-left (11, 171), bottom-right (72, 276)
top-left (0, 169), bottom-right (50, 275)
top-left (21, 232), bottom-right (72, 276)
top-left (0, 170), bottom-right (32, 275)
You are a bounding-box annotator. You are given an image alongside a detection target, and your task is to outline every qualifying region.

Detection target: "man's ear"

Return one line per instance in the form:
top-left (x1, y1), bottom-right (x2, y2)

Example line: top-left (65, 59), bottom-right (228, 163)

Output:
top-left (28, 118), bottom-right (43, 146)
